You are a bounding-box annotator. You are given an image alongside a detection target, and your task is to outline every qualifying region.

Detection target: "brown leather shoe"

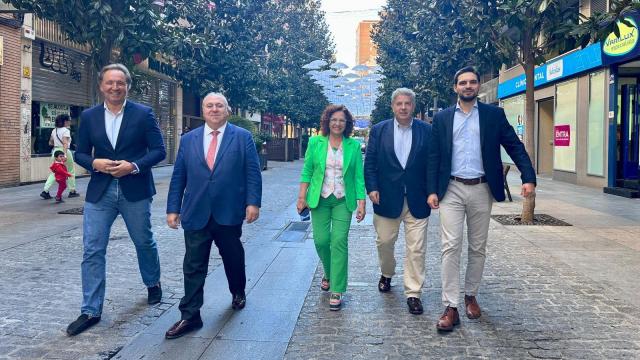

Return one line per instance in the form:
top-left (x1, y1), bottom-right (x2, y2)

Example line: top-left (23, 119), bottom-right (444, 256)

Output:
top-left (436, 306), bottom-right (460, 331)
top-left (165, 319), bottom-right (203, 339)
top-left (464, 295), bottom-right (481, 319)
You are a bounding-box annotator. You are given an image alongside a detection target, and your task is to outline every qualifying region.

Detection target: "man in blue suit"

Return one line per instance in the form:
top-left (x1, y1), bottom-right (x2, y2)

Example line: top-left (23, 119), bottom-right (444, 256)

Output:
top-left (364, 88), bottom-right (432, 315)
top-left (427, 66), bottom-right (536, 332)
top-left (67, 64), bottom-right (166, 336)
top-left (164, 92), bottom-right (262, 339)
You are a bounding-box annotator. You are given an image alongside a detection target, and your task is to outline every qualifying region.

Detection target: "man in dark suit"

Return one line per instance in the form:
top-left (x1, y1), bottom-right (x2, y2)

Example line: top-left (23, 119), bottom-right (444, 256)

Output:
top-left (364, 88), bottom-right (432, 315)
top-left (164, 92), bottom-right (262, 339)
top-left (427, 66), bottom-right (536, 332)
top-left (67, 63), bottom-right (166, 336)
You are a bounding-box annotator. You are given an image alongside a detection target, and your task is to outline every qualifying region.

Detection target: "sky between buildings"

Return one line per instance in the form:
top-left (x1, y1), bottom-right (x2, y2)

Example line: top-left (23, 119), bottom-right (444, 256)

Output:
top-left (320, 0), bottom-right (386, 69)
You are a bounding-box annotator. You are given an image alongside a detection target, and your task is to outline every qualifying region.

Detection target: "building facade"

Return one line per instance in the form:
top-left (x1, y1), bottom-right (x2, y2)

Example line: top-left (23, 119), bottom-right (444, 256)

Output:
top-left (497, 9), bottom-right (640, 197)
top-left (355, 20), bottom-right (378, 67)
top-left (0, 12), bottom-right (22, 187)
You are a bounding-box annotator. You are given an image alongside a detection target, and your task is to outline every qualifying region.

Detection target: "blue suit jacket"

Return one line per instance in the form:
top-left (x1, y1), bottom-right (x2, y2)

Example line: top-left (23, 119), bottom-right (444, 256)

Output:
top-left (75, 101), bottom-right (166, 203)
top-left (364, 119), bottom-right (432, 219)
top-left (427, 102), bottom-right (536, 202)
top-left (166, 123), bottom-right (262, 230)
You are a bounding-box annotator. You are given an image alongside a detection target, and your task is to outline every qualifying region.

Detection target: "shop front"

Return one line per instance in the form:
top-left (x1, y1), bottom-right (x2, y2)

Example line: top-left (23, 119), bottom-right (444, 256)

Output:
top-left (29, 39), bottom-right (94, 182)
top-left (498, 43), bottom-right (607, 188)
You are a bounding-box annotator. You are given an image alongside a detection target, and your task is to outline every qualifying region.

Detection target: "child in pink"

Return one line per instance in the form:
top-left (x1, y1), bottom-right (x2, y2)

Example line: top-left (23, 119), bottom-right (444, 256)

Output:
top-left (50, 150), bottom-right (73, 203)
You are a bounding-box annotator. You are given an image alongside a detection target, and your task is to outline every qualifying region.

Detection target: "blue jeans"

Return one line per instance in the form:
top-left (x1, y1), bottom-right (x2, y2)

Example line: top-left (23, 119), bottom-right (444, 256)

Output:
top-left (81, 179), bottom-right (160, 316)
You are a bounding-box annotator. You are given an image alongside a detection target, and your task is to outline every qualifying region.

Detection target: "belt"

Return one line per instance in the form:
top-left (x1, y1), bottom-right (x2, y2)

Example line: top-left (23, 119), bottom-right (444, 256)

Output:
top-left (450, 176), bottom-right (487, 185)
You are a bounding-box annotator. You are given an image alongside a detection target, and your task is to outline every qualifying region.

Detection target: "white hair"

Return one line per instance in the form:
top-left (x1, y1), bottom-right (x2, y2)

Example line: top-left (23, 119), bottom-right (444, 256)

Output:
top-left (391, 88), bottom-right (416, 104)
top-left (202, 92), bottom-right (232, 113)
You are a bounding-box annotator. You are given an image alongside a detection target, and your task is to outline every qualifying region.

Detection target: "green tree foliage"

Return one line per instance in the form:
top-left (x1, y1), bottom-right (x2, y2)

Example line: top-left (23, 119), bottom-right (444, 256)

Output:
top-left (5, 0), bottom-right (334, 126)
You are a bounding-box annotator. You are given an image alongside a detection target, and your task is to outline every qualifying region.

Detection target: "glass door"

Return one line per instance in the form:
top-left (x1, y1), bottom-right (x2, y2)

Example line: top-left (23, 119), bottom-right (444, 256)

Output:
top-left (620, 84), bottom-right (640, 179)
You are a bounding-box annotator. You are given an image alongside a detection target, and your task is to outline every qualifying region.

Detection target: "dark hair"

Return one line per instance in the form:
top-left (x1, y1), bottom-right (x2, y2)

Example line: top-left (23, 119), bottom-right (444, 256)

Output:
top-left (55, 114), bottom-right (71, 128)
top-left (453, 66), bottom-right (480, 85)
top-left (54, 150), bottom-right (65, 158)
top-left (320, 104), bottom-right (355, 137)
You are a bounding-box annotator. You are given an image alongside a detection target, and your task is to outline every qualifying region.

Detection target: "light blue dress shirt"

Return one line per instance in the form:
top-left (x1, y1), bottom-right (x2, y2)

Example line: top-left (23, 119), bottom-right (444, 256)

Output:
top-left (451, 101), bottom-right (485, 179)
top-left (393, 118), bottom-right (413, 169)
top-left (104, 100), bottom-right (126, 148)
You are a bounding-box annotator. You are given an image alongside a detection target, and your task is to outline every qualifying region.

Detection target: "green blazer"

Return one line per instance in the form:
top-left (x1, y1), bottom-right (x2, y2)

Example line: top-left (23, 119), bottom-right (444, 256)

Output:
top-left (300, 135), bottom-right (366, 212)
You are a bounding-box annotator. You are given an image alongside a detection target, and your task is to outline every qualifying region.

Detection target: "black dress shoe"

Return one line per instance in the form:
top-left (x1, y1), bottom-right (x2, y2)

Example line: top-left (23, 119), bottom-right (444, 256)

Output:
top-left (66, 314), bottom-right (101, 336)
top-left (407, 297), bottom-right (424, 315)
top-left (165, 319), bottom-right (203, 339)
top-left (232, 293), bottom-right (246, 310)
top-left (378, 275), bottom-right (391, 292)
top-left (148, 283), bottom-right (162, 305)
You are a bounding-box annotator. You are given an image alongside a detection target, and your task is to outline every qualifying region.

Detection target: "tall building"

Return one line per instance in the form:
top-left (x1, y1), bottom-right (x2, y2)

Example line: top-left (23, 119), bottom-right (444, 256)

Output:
top-left (355, 20), bottom-right (378, 67)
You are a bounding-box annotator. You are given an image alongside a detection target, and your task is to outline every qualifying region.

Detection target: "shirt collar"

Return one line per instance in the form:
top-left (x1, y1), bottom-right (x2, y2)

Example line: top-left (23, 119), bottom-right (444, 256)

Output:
top-left (205, 121), bottom-right (227, 136)
top-left (394, 118), bottom-right (413, 129)
top-left (104, 100), bottom-right (127, 116)
top-left (455, 99), bottom-right (478, 113)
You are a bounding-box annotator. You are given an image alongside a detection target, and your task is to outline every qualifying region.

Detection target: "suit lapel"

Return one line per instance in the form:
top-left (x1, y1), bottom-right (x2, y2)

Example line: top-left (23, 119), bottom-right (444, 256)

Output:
top-left (193, 126), bottom-right (208, 169)
top-left (445, 108), bottom-right (455, 157)
top-left (317, 136), bottom-right (328, 175)
top-left (383, 120), bottom-right (403, 169)
top-left (478, 102), bottom-right (488, 149)
top-left (94, 106), bottom-right (113, 152)
top-left (405, 119), bottom-right (421, 167)
top-left (212, 122), bottom-right (235, 173)
top-left (342, 137), bottom-right (353, 175)
top-left (114, 102), bottom-right (132, 153)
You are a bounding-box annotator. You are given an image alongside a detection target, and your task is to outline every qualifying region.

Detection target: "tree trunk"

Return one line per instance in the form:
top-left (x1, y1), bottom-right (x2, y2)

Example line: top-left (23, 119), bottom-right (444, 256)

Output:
top-left (520, 54), bottom-right (536, 224)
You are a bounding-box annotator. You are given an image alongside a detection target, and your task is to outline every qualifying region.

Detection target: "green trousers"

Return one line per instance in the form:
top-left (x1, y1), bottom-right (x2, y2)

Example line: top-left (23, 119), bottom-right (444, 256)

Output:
top-left (310, 194), bottom-right (352, 293)
top-left (44, 147), bottom-right (76, 192)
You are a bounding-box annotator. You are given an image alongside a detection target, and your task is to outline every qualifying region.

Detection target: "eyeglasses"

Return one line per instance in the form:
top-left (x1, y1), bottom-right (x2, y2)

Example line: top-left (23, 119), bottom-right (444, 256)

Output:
top-left (329, 119), bottom-right (347, 124)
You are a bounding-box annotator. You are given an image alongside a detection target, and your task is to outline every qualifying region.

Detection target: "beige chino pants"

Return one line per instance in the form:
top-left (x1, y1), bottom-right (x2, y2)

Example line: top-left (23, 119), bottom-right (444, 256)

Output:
top-left (439, 180), bottom-right (493, 307)
top-left (374, 198), bottom-right (429, 298)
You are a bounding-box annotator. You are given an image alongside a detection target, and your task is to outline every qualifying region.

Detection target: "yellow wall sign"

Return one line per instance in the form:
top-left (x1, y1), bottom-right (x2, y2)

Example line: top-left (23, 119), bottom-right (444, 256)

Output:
top-left (603, 18), bottom-right (639, 56)
top-left (23, 66), bottom-right (31, 78)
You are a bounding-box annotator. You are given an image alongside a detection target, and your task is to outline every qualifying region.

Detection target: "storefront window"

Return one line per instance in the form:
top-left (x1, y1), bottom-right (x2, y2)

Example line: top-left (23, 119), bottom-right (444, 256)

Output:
top-left (500, 94), bottom-right (525, 164)
top-left (31, 101), bottom-right (83, 156)
top-left (554, 80), bottom-right (578, 172)
top-left (587, 71), bottom-right (606, 176)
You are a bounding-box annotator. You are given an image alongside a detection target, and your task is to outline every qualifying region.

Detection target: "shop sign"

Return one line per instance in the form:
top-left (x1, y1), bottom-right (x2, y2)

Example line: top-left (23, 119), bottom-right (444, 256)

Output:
top-left (602, 13), bottom-right (640, 65)
top-left (39, 42), bottom-right (82, 82)
top-left (498, 43), bottom-right (602, 99)
top-left (39, 103), bottom-right (70, 128)
top-left (148, 57), bottom-right (177, 78)
top-left (554, 125), bottom-right (571, 147)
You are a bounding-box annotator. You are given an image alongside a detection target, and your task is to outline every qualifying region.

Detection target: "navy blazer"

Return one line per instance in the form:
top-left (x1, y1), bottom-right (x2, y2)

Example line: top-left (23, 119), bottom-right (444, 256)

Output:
top-left (75, 101), bottom-right (166, 203)
top-left (166, 123), bottom-right (262, 230)
top-left (426, 102), bottom-right (536, 202)
top-left (364, 119), bottom-right (432, 219)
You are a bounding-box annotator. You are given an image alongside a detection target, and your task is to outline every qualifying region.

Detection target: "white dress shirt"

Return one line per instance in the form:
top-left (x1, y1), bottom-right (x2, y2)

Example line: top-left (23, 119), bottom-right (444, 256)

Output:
top-left (104, 100), bottom-right (127, 148)
top-left (203, 121), bottom-right (227, 161)
top-left (393, 118), bottom-right (413, 169)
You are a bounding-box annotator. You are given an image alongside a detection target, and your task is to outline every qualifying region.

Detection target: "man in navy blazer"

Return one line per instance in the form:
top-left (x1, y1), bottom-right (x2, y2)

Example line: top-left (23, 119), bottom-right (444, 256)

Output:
top-left (364, 88), bottom-right (432, 315)
top-left (67, 64), bottom-right (166, 336)
top-left (427, 66), bottom-right (536, 332)
top-left (164, 92), bottom-right (262, 339)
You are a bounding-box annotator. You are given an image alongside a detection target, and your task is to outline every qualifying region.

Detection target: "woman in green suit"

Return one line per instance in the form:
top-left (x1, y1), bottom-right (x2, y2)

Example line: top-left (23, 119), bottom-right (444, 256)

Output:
top-left (297, 104), bottom-right (366, 311)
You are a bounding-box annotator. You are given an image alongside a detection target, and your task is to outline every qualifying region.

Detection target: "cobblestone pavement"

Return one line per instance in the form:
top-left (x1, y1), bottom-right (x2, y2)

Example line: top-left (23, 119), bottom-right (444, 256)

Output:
top-left (0, 160), bottom-right (302, 360)
top-left (285, 175), bottom-right (640, 360)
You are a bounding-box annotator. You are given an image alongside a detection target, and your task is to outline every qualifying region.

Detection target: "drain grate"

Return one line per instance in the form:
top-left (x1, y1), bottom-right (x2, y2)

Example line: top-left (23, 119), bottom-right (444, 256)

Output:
top-left (58, 207), bottom-right (84, 215)
top-left (491, 214), bottom-right (571, 226)
top-left (273, 221), bottom-right (310, 242)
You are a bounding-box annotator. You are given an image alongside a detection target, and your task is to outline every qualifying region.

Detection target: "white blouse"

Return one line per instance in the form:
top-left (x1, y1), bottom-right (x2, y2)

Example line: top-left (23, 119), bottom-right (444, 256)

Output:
top-left (321, 143), bottom-right (345, 199)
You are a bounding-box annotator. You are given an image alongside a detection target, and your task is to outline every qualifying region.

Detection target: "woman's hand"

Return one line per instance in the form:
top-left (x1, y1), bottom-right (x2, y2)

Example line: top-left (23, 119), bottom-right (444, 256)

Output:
top-left (356, 200), bottom-right (366, 223)
top-left (296, 198), bottom-right (308, 214)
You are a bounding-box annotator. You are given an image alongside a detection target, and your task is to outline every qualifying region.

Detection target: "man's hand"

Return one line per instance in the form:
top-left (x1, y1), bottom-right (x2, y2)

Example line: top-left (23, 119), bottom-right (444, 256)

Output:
top-left (427, 194), bottom-right (439, 209)
top-left (106, 160), bottom-right (136, 178)
top-left (167, 213), bottom-right (180, 229)
top-left (92, 158), bottom-right (118, 173)
top-left (521, 183), bottom-right (536, 198)
top-left (246, 205), bottom-right (260, 223)
top-left (368, 191), bottom-right (380, 205)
